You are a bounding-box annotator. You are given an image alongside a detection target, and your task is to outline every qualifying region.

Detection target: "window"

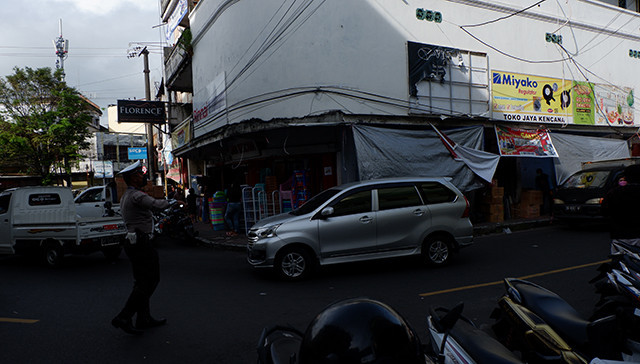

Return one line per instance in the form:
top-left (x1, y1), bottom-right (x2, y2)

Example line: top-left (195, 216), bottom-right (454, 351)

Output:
top-left (419, 182), bottom-right (457, 204)
top-left (562, 171), bottom-right (610, 189)
top-left (0, 194), bottom-right (11, 214)
top-left (28, 193), bottom-right (61, 206)
top-left (377, 186), bottom-right (422, 210)
top-left (330, 190), bottom-right (372, 217)
top-left (76, 189), bottom-right (104, 203)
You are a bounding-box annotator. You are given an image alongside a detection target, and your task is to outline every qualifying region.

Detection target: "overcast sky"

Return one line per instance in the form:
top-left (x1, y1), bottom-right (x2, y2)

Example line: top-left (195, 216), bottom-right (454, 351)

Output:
top-left (0, 0), bottom-right (165, 125)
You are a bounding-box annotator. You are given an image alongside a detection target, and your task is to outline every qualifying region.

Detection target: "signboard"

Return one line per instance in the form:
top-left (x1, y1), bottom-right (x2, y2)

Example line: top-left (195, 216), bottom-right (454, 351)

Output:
top-left (572, 81), bottom-right (595, 125)
top-left (593, 84), bottom-right (635, 126)
top-left (492, 70), bottom-right (573, 124)
top-left (117, 100), bottom-right (165, 124)
top-left (165, 0), bottom-right (188, 44)
top-left (128, 147), bottom-right (147, 160)
top-left (408, 41), bottom-right (490, 117)
top-left (495, 125), bottom-right (558, 157)
top-left (94, 161), bottom-right (114, 178)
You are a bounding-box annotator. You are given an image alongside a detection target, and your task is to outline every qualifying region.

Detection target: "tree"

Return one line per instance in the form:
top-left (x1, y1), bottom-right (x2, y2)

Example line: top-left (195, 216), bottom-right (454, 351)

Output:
top-left (0, 67), bottom-right (92, 185)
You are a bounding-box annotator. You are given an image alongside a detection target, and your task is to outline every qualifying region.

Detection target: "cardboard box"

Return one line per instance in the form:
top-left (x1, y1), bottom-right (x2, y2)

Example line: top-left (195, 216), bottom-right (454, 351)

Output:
top-left (514, 204), bottom-right (540, 218)
top-left (521, 190), bottom-right (543, 206)
top-left (487, 212), bottom-right (504, 223)
top-left (482, 203), bottom-right (504, 215)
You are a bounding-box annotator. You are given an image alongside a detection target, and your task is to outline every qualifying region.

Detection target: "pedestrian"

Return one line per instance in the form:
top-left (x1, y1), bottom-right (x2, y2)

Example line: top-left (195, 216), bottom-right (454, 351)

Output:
top-left (224, 183), bottom-right (242, 236)
top-left (535, 168), bottom-right (551, 215)
top-left (601, 164), bottom-right (640, 253)
top-left (167, 185), bottom-right (176, 200)
top-left (111, 161), bottom-right (171, 335)
top-left (187, 187), bottom-right (197, 223)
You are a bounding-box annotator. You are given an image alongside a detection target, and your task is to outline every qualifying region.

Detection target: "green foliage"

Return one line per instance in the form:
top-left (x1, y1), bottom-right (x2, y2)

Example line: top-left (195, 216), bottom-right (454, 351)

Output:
top-left (0, 67), bottom-right (93, 185)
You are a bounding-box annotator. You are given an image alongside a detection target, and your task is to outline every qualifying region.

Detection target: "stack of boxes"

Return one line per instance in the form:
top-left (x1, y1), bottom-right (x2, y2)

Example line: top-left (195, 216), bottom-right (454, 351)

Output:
top-left (482, 183), bottom-right (504, 223)
top-left (516, 190), bottom-right (542, 218)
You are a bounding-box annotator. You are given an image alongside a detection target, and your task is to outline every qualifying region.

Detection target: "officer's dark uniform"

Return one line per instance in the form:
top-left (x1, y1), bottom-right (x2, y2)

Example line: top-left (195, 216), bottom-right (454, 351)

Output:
top-left (112, 161), bottom-right (170, 335)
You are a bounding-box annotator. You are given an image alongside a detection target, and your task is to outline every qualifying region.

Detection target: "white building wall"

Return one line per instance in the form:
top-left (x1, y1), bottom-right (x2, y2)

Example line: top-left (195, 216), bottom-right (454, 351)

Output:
top-left (189, 0), bottom-right (640, 137)
top-left (107, 105), bottom-right (147, 135)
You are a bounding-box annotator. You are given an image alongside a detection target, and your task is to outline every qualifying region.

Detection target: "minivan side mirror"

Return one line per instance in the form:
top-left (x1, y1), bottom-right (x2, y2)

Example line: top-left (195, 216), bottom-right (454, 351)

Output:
top-left (320, 207), bottom-right (334, 217)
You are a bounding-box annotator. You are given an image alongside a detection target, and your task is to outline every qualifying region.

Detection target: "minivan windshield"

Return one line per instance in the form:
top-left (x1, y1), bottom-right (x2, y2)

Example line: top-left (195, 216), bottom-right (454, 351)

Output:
top-left (289, 188), bottom-right (341, 216)
top-left (561, 170), bottom-right (610, 189)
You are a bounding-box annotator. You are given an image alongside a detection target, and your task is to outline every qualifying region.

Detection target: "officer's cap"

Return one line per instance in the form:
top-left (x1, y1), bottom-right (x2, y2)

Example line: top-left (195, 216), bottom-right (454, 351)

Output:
top-left (118, 161), bottom-right (143, 176)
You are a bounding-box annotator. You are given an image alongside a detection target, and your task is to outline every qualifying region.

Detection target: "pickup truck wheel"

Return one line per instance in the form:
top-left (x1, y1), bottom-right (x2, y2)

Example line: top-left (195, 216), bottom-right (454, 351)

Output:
top-left (42, 242), bottom-right (63, 268)
top-left (102, 246), bottom-right (122, 262)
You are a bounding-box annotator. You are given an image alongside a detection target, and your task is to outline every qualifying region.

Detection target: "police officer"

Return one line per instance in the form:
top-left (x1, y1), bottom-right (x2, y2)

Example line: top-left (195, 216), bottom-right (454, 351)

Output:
top-left (111, 161), bottom-right (171, 335)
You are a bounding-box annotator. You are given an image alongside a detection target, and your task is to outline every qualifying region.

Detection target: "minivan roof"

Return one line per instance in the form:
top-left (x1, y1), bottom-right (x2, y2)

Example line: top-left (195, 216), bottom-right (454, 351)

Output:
top-left (335, 176), bottom-right (451, 190)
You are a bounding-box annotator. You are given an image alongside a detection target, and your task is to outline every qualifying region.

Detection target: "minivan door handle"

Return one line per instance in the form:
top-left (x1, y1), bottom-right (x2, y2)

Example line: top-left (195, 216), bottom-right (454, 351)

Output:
top-left (413, 209), bottom-right (425, 216)
top-left (359, 216), bottom-right (373, 224)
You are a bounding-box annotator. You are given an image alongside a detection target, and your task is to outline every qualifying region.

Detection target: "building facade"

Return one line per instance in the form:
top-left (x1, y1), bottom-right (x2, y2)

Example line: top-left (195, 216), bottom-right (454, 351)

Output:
top-left (161, 0), bottom-right (640, 223)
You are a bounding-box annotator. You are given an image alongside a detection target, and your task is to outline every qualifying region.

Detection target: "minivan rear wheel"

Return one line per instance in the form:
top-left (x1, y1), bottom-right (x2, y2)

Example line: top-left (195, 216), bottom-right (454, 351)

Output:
top-left (275, 247), bottom-right (313, 281)
top-left (423, 235), bottom-right (452, 266)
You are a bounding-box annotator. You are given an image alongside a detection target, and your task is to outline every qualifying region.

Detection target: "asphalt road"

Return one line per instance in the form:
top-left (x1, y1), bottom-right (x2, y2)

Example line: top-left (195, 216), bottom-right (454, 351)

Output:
top-left (0, 224), bottom-right (611, 363)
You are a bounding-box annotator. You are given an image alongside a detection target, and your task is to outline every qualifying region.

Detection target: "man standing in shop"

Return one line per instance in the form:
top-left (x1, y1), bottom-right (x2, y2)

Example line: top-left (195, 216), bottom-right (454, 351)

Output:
top-left (111, 161), bottom-right (171, 335)
top-left (602, 164), bottom-right (640, 253)
top-left (225, 183), bottom-right (243, 236)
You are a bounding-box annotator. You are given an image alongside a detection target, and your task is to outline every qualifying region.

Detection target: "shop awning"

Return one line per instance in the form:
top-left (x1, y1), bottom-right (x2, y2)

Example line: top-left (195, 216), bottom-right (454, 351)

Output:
top-left (550, 132), bottom-right (630, 184)
top-left (352, 125), bottom-right (499, 192)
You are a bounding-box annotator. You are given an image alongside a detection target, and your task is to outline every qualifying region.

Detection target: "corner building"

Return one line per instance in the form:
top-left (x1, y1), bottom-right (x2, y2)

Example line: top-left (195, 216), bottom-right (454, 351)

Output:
top-left (163, 0), bottom-right (640, 226)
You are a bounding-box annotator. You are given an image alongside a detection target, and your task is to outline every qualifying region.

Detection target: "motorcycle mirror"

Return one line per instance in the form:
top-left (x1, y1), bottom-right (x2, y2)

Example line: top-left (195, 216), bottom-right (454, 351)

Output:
top-left (438, 302), bottom-right (464, 331)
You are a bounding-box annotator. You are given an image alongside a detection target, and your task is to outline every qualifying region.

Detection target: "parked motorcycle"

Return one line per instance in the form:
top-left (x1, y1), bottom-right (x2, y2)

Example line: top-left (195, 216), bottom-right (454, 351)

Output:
top-left (425, 302), bottom-right (524, 364)
top-left (153, 201), bottom-right (199, 245)
top-left (491, 278), bottom-right (635, 363)
top-left (257, 297), bottom-right (429, 364)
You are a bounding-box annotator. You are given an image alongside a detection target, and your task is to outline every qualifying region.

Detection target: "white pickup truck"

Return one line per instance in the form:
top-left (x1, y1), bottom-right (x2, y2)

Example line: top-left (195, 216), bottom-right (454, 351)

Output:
top-left (74, 183), bottom-right (120, 218)
top-left (0, 186), bottom-right (127, 267)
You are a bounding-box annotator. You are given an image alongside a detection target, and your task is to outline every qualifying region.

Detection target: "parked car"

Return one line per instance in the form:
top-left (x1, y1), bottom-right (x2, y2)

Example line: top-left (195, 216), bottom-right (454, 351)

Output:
top-left (552, 165), bottom-right (625, 222)
top-left (247, 177), bottom-right (473, 280)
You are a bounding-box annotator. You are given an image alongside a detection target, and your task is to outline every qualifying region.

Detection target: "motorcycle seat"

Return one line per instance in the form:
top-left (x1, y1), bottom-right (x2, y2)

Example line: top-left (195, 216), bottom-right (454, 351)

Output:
top-left (508, 279), bottom-right (590, 346)
top-left (450, 318), bottom-right (525, 364)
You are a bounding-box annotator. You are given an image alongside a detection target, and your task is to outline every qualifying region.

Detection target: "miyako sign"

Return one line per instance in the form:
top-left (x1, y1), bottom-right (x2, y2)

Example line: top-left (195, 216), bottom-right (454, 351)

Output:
top-left (117, 100), bottom-right (165, 124)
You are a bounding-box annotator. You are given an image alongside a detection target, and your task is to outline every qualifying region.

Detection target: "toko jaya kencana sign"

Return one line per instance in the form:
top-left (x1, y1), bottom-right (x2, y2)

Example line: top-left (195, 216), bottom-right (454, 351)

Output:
top-left (491, 71), bottom-right (637, 127)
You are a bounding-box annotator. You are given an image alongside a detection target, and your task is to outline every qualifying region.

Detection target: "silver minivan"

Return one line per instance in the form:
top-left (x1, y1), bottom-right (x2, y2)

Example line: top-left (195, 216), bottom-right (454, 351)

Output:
top-left (247, 177), bottom-right (473, 280)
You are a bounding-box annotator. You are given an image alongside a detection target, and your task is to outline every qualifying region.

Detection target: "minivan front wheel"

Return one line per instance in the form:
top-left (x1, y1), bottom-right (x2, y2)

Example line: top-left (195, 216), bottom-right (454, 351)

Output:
top-left (423, 235), bottom-right (452, 266)
top-left (275, 247), bottom-right (313, 281)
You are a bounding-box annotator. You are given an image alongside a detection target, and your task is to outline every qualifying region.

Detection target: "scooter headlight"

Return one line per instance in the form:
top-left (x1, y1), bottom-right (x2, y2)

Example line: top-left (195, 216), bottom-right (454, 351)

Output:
top-left (256, 224), bottom-right (281, 239)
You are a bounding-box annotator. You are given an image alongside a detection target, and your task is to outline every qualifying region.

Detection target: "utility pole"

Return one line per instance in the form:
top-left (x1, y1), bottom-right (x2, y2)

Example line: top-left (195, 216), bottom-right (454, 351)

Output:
top-left (140, 47), bottom-right (156, 183)
top-left (53, 19), bottom-right (68, 81)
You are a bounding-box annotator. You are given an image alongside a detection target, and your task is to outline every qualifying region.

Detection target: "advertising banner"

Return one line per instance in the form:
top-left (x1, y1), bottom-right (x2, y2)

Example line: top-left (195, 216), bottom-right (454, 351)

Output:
top-left (172, 119), bottom-right (191, 149)
top-left (593, 84), bottom-right (635, 126)
top-left (94, 161), bottom-right (114, 178)
top-left (495, 125), bottom-right (558, 157)
top-left (492, 70), bottom-right (573, 124)
top-left (572, 81), bottom-right (595, 125)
